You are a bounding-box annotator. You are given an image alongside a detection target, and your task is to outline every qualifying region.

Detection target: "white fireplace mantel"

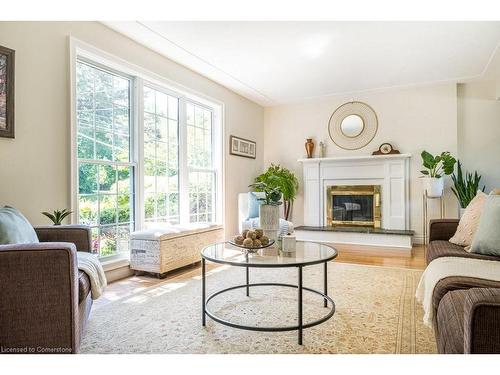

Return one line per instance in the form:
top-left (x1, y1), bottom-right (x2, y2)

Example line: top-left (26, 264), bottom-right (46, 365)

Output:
top-left (298, 154), bottom-right (411, 231)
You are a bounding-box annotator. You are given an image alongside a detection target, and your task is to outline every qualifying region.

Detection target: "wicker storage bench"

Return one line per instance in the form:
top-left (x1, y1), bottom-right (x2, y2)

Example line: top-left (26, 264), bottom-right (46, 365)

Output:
top-left (130, 224), bottom-right (224, 277)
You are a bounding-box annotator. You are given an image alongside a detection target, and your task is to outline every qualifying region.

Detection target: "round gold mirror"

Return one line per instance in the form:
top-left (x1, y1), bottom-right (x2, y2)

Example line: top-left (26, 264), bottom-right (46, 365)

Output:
top-left (328, 101), bottom-right (378, 150)
top-left (340, 114), bottom-right (365, 138)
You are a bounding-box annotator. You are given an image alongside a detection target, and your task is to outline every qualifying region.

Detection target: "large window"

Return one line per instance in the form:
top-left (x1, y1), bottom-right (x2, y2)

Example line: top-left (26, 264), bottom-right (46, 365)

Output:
top-left (76, 60), bottom-right (134, 258)
top-left (143, 86), bottom-right (180, 224)
top-left (186, 102), bottom-right (216, 223)
top-left (73, 52), bottom-right (221, 259)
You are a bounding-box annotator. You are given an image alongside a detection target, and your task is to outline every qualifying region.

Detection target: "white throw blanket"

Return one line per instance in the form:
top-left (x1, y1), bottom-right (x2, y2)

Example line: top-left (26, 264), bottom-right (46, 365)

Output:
top-left (415, 256), bottom-right (500, 327)
top-left (77, 252), bottom-right (107, 300)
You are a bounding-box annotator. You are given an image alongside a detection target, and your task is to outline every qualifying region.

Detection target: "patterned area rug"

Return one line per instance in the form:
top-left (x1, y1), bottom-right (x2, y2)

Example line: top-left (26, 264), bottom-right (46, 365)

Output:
top-left (81, 262), bottom-right (436, 354)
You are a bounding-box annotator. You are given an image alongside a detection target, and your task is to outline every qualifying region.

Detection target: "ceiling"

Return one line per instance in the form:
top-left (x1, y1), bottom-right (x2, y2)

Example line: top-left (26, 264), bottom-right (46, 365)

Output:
top-left (105, 21), bottom-right (500, 106)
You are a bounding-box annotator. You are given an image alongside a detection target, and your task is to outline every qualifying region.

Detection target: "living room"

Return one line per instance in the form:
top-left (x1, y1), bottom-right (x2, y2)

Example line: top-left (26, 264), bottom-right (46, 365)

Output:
top-left (1, 1), bottom-right (500, 373)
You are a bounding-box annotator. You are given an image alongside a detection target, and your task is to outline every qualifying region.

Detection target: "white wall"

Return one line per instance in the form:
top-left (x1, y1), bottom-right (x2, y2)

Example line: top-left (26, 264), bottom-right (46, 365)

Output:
top-left (264, 84), bottom-right (459, 240)
top-left (0, 22), bottom-right (264, 236)
top-left (457, 81), bottom-right (500, 191)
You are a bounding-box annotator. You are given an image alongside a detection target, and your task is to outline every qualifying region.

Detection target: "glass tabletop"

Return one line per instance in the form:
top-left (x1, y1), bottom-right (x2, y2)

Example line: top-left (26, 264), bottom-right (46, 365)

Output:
top-left (201, 241), bottom-right (337, 268)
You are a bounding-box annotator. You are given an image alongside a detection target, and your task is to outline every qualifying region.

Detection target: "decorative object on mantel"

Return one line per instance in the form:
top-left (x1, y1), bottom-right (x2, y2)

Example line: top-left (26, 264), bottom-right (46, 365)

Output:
top-left (305, 138), bottom-right (315, 158)
top-left (319, 141), bottom-right (326, 158)
top-left (328, 101), bottom-right (378, 150)
top-left (420, 150), bottom-right (456, 198)
top-left (0, 44), bottom-right (15, 139)
top-left (230, 135), bottom-right (256, 159)
top-left (248, 181), bottom-right (282, 241)
top-left (451, 160), bottom-right (485, 217)
top-left (372, 143), bottom-right (400, 155)
top-left (41, 208), bottom-right (73, 225)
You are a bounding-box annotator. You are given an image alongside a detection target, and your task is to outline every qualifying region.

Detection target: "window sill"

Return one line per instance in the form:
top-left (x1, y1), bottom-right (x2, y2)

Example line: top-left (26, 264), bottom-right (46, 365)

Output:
top-left (100, 256), bottom-right (130, 272)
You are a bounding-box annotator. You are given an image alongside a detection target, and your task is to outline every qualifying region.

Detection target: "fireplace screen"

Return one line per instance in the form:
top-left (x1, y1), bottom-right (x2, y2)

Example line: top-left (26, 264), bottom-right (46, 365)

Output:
top-left (326, 185), bottom-right (381, 228)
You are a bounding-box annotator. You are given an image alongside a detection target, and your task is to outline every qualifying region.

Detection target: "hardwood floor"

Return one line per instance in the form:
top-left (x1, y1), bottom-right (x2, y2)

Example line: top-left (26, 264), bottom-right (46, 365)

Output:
top-left (96, 244), bottom-right (426, 308)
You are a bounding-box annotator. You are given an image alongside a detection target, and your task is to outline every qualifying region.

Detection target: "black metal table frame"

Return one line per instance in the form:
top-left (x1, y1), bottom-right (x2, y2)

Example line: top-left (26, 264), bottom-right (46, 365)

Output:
top-left (201, 247), bottom-right (336, 345)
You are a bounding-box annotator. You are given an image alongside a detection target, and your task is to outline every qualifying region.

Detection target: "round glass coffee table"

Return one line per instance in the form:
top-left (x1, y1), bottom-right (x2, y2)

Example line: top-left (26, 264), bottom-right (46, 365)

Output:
top-left (201, 241), bottom-right (338, 345)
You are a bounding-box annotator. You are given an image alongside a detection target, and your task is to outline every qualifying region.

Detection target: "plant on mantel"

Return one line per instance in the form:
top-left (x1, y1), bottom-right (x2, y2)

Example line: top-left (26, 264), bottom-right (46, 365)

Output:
top-left (420, 150), bottom-right (456, 197)
top-left (252, 164), bottom-right (299, 220)
top-left (451, 160), bottom-right (485, 209)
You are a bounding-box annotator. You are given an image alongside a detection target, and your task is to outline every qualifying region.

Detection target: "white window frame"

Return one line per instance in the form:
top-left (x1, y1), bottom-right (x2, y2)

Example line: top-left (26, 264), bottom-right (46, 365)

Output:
top-left (69, 38), bottom-right (224, 253)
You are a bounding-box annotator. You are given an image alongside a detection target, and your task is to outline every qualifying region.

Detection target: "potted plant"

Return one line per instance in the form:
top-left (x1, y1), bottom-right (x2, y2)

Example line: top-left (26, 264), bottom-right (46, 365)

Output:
top-left (248, 181), bottom-right (282, 241)
top-left (420, 151), bottom-right (456, 198)
top-left (451, 161), bottom-right (485, 216)
top-left (41, 209), bottom-right (73, 225)
top-left (253, 164), bottom-right (299, 220)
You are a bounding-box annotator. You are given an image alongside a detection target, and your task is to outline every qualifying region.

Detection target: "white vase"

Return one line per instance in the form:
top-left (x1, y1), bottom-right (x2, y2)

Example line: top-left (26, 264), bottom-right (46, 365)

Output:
top-left (422, 177), bottom-right (444, 198)
top-left (259, 204), bottom-right (280, 241)
top-left (459, 207), bottom-right (467, 218)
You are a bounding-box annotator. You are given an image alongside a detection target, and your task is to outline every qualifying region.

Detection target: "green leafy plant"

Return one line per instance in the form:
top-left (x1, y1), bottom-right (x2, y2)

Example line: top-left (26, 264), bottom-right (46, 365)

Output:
top-left (42, 209), bottom-right (73, 226)
top-left (420, 150), bottom-right (456, 178)
top-left (248, 181), bottom-right (283, 206)
top-left (253, 164), bottom-right (299, 220)
top-left (451, 161), bottom-right (485, 208)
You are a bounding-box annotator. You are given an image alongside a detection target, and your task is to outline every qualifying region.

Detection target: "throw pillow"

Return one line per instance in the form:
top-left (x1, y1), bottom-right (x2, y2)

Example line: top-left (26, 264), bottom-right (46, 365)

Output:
top-left (470, 195), bottom-right (500, 256)
top-left (0, 206), bottom-right (39, 245)
top-left (449, 191), bottom-right (487, 249)
top-left (247, 192), bottom-right (265, 219)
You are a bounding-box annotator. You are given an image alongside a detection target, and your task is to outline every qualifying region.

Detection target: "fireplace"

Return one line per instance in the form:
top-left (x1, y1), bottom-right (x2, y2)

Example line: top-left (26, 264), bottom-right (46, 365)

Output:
top-left (326, 185), bottom-right (381, 228)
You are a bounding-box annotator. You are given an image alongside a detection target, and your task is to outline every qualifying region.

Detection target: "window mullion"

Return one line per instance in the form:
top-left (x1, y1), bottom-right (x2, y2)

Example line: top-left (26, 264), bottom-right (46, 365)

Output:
top-left (134, 77), bottom-right (144, 231)
top-left (179, 97), bottom-right (189, 225)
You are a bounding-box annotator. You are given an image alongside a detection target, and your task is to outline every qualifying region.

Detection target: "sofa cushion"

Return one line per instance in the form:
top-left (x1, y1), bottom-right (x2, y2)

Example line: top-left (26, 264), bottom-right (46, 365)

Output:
top-left (247, 192), bottom-right (265, 219)
top-left (0, 206), bottom-right (39, 245)
top-left (427, 240), bottom-right (500, 264)
top-left (471, 195), bottom-right (500, 257)
top-left (131, 223), bottom-right (222, 241)
top-left (449, 191), bottom-right (487, 249)
top-left (78, 270), bottom-right (91, 304)
top-left (436, 289), bottom-right (467, 354)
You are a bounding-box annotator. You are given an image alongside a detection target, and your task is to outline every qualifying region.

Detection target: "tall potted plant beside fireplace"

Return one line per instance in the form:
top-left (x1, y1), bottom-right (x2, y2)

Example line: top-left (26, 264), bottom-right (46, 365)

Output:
top-left (420, 150), bottom-right (456, 197)
top-left (249, 181), bottom-right (282, 241)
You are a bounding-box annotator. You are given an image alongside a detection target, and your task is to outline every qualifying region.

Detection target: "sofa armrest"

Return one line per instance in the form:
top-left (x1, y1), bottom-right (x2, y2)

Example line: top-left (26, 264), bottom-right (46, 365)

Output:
top-left (35, 225), bottom-right (92, 253)
top-left (463, 288), bottom-right (500, 354)
top-left (429, 219), bottom-right (460, 242)
top-left (432, 276), bottom-right (500, 311)
top-left (0, 243), bottom-right (80, 353)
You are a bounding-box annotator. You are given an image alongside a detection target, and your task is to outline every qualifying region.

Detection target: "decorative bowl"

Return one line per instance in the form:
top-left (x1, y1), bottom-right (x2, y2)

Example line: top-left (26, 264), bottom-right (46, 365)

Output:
top-left (228, 238), bottom-right (275, 253)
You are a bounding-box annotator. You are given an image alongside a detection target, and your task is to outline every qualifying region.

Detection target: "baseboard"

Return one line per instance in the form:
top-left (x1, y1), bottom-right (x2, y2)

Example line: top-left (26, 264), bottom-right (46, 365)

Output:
top-left (295, 229), bottom-right (413, 251)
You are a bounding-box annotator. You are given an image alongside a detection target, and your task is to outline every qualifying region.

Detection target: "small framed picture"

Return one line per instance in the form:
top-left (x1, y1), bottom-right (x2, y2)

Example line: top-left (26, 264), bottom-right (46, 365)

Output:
top-left (230, 135), bottom-right (256, 159)
top-left (0, 44), bottom-right (15, 139)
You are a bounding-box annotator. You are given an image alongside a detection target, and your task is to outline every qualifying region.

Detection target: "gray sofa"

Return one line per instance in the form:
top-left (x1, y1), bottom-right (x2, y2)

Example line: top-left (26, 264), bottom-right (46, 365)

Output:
top-left (427, 219), bottom-right (500, 354)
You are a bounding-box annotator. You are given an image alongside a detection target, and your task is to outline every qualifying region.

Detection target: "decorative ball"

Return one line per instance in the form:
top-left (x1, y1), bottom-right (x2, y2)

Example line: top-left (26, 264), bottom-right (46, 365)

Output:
top-left (234, 235), bottom-right (244, 245)
top-left (260, 236), bottom-right (269, 245)
top-left (242, 229), bottom-right (249, 238)
top-left (253, 239), bottom-right (262, 248)
top-left (255, 229), bottom-right (263, 239)
top-left (246, 230), bottom-right (256, 240)
top-left (242, 238), bottom-right (253, 247)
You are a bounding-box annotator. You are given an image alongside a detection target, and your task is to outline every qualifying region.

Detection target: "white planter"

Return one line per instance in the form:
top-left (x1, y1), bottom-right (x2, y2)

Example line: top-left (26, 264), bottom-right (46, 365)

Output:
top-left (259, 204), bottom-right (280, 241)
top-left (459, 207), bottom-right (467, 218)
top-left (422, 177), bottom-right (444, 198)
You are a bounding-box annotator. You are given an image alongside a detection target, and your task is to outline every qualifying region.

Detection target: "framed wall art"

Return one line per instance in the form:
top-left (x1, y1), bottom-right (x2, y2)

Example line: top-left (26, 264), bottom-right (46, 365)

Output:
top-left (0, 45), bottom-right (15, 139)
top-left (230, 135), bottom-right (256, 159)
